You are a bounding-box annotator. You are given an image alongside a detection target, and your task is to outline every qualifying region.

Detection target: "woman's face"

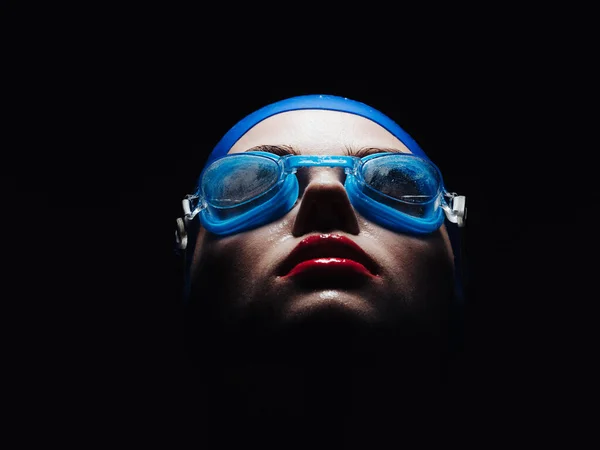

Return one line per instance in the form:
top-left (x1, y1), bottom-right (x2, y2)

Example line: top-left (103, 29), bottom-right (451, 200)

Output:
top-left (188, 110), bottom-right (456, 357)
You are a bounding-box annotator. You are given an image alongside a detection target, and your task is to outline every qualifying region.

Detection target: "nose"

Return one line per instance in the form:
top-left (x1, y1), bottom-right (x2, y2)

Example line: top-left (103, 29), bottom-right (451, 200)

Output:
top-left (291, 168), bottom-right (360, 236)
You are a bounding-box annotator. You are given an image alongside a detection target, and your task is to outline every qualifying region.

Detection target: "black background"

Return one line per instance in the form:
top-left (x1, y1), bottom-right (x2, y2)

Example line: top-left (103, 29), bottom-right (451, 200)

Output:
top-left (3, 4), bottom-right (586, 446)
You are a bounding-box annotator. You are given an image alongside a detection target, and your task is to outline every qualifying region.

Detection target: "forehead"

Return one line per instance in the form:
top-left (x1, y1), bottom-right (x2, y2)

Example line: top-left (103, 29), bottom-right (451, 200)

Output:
top-left (227, 110), bottom-right (412, 155)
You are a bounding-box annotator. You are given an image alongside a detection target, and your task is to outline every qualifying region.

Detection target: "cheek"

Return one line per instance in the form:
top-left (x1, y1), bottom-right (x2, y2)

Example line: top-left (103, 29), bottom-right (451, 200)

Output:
top-left (192, 216), bottom-right (293, 278)
top-left (196, 235), bottom-right (255, 280)
top-left (366, 218), bottom-right (453, 266)
top-left (194, 229), bottom-right (248, 270)
top-left (380, 230), bottom-right (455, 295)
top-left (191, 230), bottom-right (277, 304)
top-left (399, 234), bottom-right (453, 267)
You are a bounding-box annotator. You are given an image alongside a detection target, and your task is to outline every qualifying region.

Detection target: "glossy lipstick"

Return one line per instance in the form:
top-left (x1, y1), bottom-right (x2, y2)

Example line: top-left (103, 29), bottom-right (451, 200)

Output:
top-left (286, 257), bottom-right (373, 277)
top-left (280, 234), bottom-right (379, 279)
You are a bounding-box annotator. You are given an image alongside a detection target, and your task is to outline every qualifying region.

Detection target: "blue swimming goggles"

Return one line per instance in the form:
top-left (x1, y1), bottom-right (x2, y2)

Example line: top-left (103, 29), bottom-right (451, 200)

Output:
top-left (178, 150), bottom-right (466, 239)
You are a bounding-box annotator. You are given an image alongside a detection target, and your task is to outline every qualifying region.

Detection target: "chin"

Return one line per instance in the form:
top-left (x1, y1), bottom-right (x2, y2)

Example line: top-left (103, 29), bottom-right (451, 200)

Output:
top-left (280, 290), bottom-right (382, 326)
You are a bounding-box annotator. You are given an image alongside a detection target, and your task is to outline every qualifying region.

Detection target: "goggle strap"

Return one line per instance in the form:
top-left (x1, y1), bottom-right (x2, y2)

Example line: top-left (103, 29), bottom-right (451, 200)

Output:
top-left (443, 195), bottom-right (467, 227)
top-left (175, 217), bottom-right (188, 252)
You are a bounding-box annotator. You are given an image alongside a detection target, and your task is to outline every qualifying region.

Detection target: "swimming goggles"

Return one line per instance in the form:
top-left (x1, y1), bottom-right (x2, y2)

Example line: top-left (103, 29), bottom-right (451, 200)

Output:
top-left (178, 151), bottom-right (466, 239)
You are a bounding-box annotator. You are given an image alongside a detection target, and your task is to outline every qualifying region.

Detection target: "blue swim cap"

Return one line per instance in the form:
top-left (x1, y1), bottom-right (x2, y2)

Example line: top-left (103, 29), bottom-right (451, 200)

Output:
top-left (201, 94), bottom-right (430, 180)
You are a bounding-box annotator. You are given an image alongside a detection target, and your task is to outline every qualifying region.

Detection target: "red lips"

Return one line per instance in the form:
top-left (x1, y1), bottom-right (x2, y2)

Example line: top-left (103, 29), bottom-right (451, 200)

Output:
top-left (279, 234), bottom-right (379, 278)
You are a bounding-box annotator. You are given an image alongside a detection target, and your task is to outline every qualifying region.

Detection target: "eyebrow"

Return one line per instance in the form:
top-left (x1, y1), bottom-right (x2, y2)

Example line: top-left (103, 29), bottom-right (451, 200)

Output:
top-left (244, 144), bottom-right (407, 158)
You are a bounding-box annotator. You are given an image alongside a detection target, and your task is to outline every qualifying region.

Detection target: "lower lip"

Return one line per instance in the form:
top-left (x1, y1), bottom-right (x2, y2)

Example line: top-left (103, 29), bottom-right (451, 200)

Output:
top-left (284, 258), bottom-right (376, 278)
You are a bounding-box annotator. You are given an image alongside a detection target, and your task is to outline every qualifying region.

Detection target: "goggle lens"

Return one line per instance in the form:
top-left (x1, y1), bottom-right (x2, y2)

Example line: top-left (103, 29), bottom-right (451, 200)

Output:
top-left (202, 155), bottom-right (281, 220)
top-left (359, 154), bottom-right (442, 218)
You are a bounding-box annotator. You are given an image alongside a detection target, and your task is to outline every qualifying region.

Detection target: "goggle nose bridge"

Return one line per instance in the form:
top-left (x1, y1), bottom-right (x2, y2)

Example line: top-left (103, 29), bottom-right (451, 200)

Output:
top-left (281, 154), bottom-right (360, 171)
top-left (281, 155), bottom-right (361, 187)
top-left (286, 166), bottom-right (354, 188)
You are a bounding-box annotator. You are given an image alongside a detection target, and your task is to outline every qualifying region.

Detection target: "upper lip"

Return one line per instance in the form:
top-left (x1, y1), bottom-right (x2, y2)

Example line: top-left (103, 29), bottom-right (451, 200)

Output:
top-left (279, 233), bottom-right (379, 276)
